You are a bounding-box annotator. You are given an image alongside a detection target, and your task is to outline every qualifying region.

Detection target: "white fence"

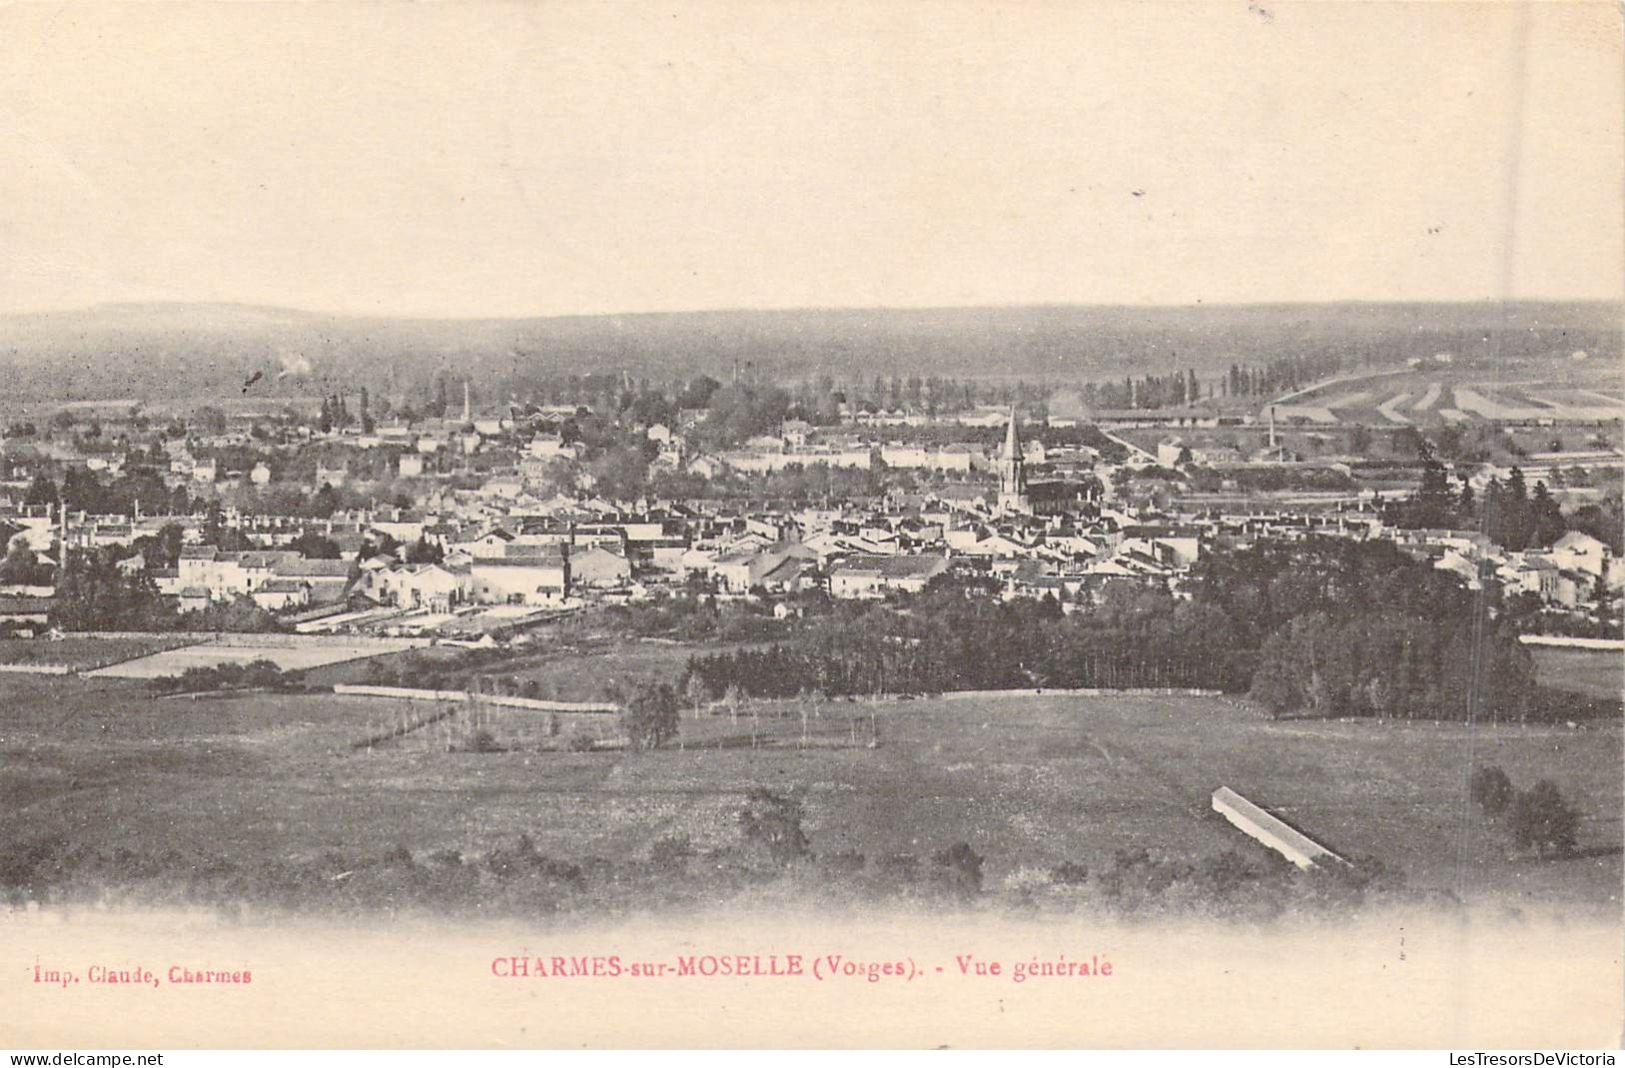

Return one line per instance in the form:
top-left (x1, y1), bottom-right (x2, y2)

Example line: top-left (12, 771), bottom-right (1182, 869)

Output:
top-left (1518, 635), bottom-right (1625, 651)
top-left (936, 687), bottom-right (1223, 701)
top-left (333, 683), bottom-right (618, 714)
top-left (1212, 786), bottom-right (1345, 871)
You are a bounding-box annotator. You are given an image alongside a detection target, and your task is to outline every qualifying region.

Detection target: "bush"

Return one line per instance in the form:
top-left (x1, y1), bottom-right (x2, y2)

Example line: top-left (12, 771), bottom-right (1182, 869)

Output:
top-left (149, 659), bottom-right (286, 694)
top-left (737, 789), bottom-right (809, 865)
top-left (466, 728), bottom-right (502, 753)
top-left (622, 682), bottom-right (680, 751)
top-left (931, 842), bottom-right (984, 898)
top-left (1050, 860), bottom-right (1090, 886)
top-left (567, 731), bottom-right (596, 753)
top-left (649, 834), bottom-right (693, 869)
top-left (1469, 766), bottom-right (1515, 816)
top-left (1508, 780), bottom-right (1581, 858)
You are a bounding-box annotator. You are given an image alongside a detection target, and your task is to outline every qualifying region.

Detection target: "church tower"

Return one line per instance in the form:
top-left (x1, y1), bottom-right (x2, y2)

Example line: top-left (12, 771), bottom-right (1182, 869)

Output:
top-left (996, 405), bottom-right (1029, 513)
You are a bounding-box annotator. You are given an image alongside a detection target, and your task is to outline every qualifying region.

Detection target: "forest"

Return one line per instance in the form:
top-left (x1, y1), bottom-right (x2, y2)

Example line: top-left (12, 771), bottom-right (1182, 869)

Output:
top-left (681, 539), bottom-right (1560, 723)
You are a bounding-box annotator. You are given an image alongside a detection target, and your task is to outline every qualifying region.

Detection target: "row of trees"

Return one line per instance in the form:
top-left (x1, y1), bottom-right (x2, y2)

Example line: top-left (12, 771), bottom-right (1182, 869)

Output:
top-left (679, 540), bottom-right (1554, 723)
top-left (1080, 369), bottom-right (1203, 410)
top-left (1390, 441), bottom-right (1620, 553)
top-left (1248, 610), bottom-right (1536, 721)
top-left (1075, 353), bottom-right (1350, 411)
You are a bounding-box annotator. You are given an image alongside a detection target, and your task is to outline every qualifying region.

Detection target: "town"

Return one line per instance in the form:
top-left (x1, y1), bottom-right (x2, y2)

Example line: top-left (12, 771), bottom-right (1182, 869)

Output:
top-left (2, 365), bottom-right (1619, 644)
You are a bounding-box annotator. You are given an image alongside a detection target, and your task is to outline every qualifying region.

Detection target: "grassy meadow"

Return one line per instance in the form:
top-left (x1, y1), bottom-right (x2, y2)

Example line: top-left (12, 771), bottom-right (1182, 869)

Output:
top-left (2, 667), bottom-right (1617, 910)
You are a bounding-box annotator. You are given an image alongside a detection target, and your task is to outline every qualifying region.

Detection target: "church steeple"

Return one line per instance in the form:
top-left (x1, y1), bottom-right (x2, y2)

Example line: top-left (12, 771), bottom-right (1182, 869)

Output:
top-left (997, 404), bottom-right (1028, 513)
top-left (1001, 403), bottom-right (1021, 462)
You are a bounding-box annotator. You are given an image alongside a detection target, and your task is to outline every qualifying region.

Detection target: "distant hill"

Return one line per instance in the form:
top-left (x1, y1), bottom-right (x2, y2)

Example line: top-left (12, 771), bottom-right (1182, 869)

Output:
top-left (1, 300), bottom-right (1618, 406)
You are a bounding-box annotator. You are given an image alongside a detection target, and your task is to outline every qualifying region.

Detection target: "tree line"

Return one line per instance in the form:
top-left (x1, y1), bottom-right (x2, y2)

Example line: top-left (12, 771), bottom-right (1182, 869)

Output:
top-left (680, 539), bottom-right (1561, 723)
top-left (1388, 440), bottom-right (1622, 553)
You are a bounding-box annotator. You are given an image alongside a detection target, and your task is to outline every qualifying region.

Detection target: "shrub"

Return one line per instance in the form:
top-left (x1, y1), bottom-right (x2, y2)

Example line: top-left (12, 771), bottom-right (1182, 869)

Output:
top-left (1469, 765), bottom-right (1515, 816)
top-left (622, 682), bottom-right (680, 751)
top-left (1097, 847), bottom-right (1189, 904)
top-left (649, 834), bottom-right (693, 869)
top-left (873, 853), bottom-right (920, 890)
top-left (466, 728), bottom-right (502, 753)
top-left (931, 842), bottom-right (984, 898)
top-left (737, 789), bottom-right (809, 865)
top-left (818, 850), bottom-right (866, 876)
top-left (1191, 850), bottom-right (1266, 897)
top-left (567, 731), bottom-right (596, 752)
top-left (1050, 861), bottom-right (1090, 886)
top-left (1508, 780), bottom-right (1581, 858)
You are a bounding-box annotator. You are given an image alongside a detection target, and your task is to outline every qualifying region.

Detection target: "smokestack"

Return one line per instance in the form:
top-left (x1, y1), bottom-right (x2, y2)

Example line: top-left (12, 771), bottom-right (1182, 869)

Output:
top-left (463, 380), bottom-right (472, 424)
top-left (1268, 406), bottom-right (1276, 450)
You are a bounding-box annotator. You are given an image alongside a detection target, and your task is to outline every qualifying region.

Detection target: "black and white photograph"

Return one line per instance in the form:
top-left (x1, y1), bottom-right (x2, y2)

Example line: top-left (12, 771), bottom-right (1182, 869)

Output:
top-left (1, 0), bottom-right (1621, 1051)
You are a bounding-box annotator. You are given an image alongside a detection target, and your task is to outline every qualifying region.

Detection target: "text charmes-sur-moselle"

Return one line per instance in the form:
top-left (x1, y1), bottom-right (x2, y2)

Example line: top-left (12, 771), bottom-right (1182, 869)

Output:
top-left (491, 951), bottom-right (1114, 983)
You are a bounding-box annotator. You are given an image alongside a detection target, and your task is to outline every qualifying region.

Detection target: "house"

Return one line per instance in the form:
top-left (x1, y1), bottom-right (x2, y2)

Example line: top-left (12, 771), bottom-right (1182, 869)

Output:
top-left (1434, 548), bottom-right (1481, 589)
top-left (571, 546), bottom-right (632, 588)
top-left (455, 527), bottom-right (516, 558)
top-left (526, 435), bottom-right (578, 460)
top-left (1548, 531), bottom-right (1613, 580)
top-left (252, 578), bottom-right (311, 612)
top-left (687, 455), bottom-right (725, 479)
top-left (370, 513), bottom-right (426, 544)
top-left (469, 545), bottom-right (569, 605)
top-left (0, 595), bottom-right (52, 627)
top-left (712, 544), bottom-right (819, 594)
top-left (1118, 525), bottom-right (1203, 568)
top-left (755, 554), bottom-right (811, 595)
top-left (151, 567), bottom-right (181, 596)
top-left (392, 562), bottom-right (471, 612)
top-left (273, 557), bottom-right (353, 604)
top-left (1156, 439), bottom-right (1187, 468)
top-left (828, 554), bottom-right (950, 599)
top-left (177, 547), bottom-right (350, 604)
top-left (398, 454), bottom-right (425, 478)
top-left (713, 550), bottom-right (764, 594)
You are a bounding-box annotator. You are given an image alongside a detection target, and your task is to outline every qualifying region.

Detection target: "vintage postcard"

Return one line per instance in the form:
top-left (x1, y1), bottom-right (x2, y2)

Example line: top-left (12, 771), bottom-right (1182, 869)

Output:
top-left (1, 0), bottom-right (1621, 1051)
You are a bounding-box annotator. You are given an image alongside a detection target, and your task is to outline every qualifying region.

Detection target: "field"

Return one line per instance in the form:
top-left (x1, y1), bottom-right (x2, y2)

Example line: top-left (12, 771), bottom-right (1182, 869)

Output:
top-left (82, 637), bottom-right (418, 679)
top-left (306, 634), bottom-right (775, 700)
top-left (1531, 647), bottom-right (1624, 703)
top-left (2, 671), bottom-right (1617, 908)
top-left (0, 636), bottom-right (191, 670)
top-left (1273, 365), bottom-right (1625, 430)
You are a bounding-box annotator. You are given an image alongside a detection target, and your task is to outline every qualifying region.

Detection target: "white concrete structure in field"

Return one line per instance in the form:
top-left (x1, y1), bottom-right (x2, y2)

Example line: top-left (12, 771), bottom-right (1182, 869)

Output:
top-left (1211, 786), bottom-right (1345, 871)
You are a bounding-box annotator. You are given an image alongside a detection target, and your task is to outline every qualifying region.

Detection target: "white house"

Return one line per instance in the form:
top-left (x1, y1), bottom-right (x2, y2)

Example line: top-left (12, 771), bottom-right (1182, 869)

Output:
top-left (1548, 531), bottom-right (1614, 581)
top-left (469, 546), bottom-right (568, 605)
top-left (392, 562), bottom-right (471, 612)
top-left (828, 554), bottom-right (949, 599)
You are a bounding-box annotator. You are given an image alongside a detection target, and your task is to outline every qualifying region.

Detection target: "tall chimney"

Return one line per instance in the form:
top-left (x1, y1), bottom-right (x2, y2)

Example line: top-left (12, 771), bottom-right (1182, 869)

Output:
top-left (463, 380), bottom-right (472, 424)
top-left (1268, 406), bottom-right (1277, 450)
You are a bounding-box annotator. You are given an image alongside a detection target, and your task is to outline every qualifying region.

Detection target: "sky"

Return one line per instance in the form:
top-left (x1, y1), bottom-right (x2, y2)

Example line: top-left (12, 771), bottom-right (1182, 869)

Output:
top-left (2, 1), bottom-right (1621, 318)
